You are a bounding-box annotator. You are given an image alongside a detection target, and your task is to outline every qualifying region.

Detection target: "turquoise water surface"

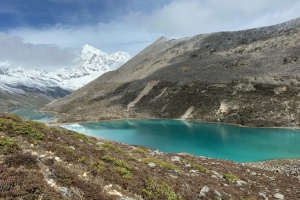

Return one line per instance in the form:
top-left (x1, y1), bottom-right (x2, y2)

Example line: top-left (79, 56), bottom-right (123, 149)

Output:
top-left (63, 120), bottom-right (300, 162)
top-left (7, 106), bottom-right (54, 122)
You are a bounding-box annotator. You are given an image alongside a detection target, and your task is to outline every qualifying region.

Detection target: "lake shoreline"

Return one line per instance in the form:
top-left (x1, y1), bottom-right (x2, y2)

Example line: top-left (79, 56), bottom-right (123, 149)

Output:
top-left (45, 112), bottom-right (300, 130)
top-left (39, 111), bottom-right (300, 170)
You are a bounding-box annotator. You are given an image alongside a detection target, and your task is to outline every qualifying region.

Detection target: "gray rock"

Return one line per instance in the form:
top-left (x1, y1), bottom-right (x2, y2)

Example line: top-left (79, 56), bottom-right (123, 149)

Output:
top-left (171, 156), bottom-right (180, 162)
top-left (96, 141), bottom-right (104, 146)
top-left (259, 192), bottom-right (268, 200)
top-left (214, 190), bottom-right (222, 198)
top-left (274, 193), bottom-right (284, 199)
top-left (69, 146), bottom-right (75, 150)
top-left (60, 187), bottom-right (72, 197)
top-left (250, 172), bottom-right (257, 176)
top-left (199, 186), bottom-right (210, 197)
top-left (236, 180), bottom-right (247, 187)
top-left (148, 162), bottom-right (156, 168)
top-left (212, 170), bottom-right (223, 179)
top-left (119, 198), bottom-right (135, 200)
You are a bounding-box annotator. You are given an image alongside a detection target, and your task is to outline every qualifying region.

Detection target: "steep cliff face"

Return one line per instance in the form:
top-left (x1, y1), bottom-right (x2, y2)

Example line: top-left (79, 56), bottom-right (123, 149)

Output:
top-left (44, 18), bottom-right (300, 127)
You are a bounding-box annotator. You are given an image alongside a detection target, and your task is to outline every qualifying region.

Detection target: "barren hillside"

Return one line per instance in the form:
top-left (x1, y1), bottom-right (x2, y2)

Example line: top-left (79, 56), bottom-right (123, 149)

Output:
top-left (43, 18), bottom-right (300, 128)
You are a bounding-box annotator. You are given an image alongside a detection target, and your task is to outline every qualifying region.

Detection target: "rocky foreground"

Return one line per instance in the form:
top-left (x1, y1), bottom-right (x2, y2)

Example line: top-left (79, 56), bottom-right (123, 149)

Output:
top-left (0, 113), bottom-right (300, 199)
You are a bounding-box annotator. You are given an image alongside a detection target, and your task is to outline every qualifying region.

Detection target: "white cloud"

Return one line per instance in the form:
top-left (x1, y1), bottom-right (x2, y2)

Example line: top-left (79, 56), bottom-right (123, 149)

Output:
top-left (8, 23), bottom-right (160, 56)
top-left (0, 32), bottom-right (77, 70)
top-left (143, 0), bottom-right (300, 36)
top-left (3, 0), bottom-right (300, 71)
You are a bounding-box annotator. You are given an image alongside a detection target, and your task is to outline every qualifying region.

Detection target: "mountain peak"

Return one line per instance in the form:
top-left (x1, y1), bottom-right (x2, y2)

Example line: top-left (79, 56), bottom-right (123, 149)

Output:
top-left (80, 44), bottom-right (106, 56)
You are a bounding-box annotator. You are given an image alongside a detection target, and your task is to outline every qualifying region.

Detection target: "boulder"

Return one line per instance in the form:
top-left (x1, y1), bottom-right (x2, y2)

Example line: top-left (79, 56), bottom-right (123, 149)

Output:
top-left (199, 186), bottom-right (210, 197)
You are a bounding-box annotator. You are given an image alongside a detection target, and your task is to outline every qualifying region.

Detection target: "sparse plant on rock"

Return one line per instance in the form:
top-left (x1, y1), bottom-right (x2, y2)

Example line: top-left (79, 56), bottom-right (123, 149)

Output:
top-left (142, 157), bottom-right (180, 171)
top-left (223, 173), bottom-right (240, 184)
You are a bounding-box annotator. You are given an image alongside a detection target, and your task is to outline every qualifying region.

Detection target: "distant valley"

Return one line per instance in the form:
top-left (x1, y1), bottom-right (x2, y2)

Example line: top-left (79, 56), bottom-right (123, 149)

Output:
top-left (0, 45), bottom-right (130, 110)
top-left (43, 18), bottom-right (300, 128)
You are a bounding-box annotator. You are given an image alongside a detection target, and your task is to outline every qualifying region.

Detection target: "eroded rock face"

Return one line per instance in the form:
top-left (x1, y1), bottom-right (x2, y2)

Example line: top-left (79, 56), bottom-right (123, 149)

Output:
top-left (43, 18), bottom-right (300, 128)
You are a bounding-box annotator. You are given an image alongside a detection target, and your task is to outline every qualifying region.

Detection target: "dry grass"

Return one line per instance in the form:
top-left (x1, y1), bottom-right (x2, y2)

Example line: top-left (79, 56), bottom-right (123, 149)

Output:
top-left (0, 112), bottom-right (300, 199)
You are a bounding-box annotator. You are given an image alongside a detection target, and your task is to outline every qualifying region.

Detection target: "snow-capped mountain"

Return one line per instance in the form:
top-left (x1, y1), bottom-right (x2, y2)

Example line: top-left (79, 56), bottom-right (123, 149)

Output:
top-left (0, 44), bottom-right (131, 108)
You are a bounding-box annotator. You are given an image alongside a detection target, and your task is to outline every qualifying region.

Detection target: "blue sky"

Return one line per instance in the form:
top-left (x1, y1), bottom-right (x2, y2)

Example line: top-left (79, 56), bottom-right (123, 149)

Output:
top-left (1, 0), bottom-right (300, 70)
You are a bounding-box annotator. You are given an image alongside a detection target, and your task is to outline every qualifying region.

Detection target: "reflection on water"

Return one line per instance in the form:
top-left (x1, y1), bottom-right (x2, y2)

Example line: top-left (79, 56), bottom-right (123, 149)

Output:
top-left (63, 120), bottom-right (300, 162)
top-left (7, 106), bottom-right (54, 122)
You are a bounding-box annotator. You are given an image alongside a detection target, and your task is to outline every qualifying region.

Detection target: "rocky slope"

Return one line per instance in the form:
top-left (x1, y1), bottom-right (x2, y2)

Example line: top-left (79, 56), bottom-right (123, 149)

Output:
top-left (44, 18), bottom-right (300, 128)
top-left (0, 45), bottom-right (130, 110)
top-left (0, 113), bottom-right (299, 199)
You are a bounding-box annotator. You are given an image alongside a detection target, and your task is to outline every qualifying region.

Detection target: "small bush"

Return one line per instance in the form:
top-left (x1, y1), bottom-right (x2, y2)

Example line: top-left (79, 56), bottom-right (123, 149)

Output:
top-left (143, 178), bottom-right (182, 200)
top-left (27, 120), bottom-right (50, 131)
top-left (0, 166), bottom-right (63, 199)
top-left (102, 143), bottom-right (137, 160)
top-left (73, 179), bottom-right (111, 200)
top-left (133, 146), bottom-right (147, 155)
top-left (223, 173), bottom-right (240, 184)
top-left (102, 156), bottom-right (132, 170)
top-left (182, 159), bottom-right (209, 173)
top-left (191, 163), bottom-right (208, 173)
top-left (114, 166), bottom-right (132, 178)
top-left (4, 152), bottom-right (38, 169)
top-left (50, 165), bottom-right (76, 186)
top-left (142, 157), bottom-right (180, 171)
top-left (0, 136), bottom-right (20, 154)
top-left (72, 132), bottom-right (90, 143)
top-left (7, 114), bottom-right (22, 122)
top-left (91, 161), bottom-right (105, 171)
top-left (77, 156), bottom-right (87, 163)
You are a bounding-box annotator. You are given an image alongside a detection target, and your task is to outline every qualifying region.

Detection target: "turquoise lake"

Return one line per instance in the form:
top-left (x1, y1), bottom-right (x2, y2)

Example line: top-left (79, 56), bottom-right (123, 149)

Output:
top-left (63, 120), bottom-right (300, 162)
top-left (7, 106), bottom-right (54, 122)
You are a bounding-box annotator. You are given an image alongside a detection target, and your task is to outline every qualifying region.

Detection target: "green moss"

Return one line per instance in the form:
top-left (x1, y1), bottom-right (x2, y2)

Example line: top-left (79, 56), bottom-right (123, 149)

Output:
top-left (13, 123), bottom-right (44, 140)
top-left (182, 159), bottom-right (209, 173)
top-left (0, 136), bottom-right (20, 153)
top-left (101, 143), bottom-right (137, 160)
top-left (72, 132), bottom-right (90, 142)
top-left (91, 161), bottom-right (105, 171)
top-left (60, 145), bottom-right (75, 153)
top-left (77, 156), bottom-right (87, 163)
top-left (223, 173), bottom-right (240, 184)
top-left (27, 120), bottom-right (50, 131)
top-left (133, 146), bottom-right (147, 155)
top-left (143, 178), bottom-right (182, 200)
top-left (102, 156), bottom-right (132, 170)
top-left (191, 163), bottom-right (208, 173)
top-left (114, 166), bottom-right (132, 178)
top-left (142, 157), bottom-right (180, 171)
top-left (7, 114), bottom-right (22, 122)
top-left (0, 118), bottom-right (44, 140)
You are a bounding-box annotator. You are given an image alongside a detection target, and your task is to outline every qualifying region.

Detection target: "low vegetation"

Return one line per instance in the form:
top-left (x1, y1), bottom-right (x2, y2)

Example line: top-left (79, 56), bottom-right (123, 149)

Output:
top-left (0, 112), bottom-right (299, 199)
top-left (143, 178), bottom-right (182, 200)
top-left (142, 157), bottom-right (180, 170)
top-left (223, 173), bottom-right (240, 184)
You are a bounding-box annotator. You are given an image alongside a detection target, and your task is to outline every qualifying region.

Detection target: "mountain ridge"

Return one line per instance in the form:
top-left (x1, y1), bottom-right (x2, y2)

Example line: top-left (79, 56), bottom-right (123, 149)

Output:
top-left (43, 17), bottom-right (300, 127)
top-left (0, 45), bottom-right (131, 109)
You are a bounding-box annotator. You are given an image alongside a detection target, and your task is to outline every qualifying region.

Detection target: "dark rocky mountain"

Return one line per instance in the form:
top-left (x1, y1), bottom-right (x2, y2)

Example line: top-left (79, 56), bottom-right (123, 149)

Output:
top-left (44, 18), bottom-right (300, 127)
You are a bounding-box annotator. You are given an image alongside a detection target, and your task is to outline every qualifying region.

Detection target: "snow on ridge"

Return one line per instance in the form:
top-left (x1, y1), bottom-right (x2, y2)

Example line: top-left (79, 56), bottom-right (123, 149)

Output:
top-left (0, 45), bottom-right (131, 95)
